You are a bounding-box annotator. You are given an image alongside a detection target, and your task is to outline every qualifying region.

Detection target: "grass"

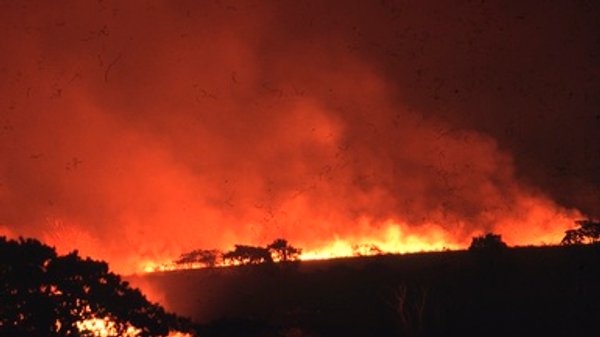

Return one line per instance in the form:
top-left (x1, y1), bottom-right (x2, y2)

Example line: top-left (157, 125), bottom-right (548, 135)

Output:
top-left (128, 244), bottom-right (600, 337)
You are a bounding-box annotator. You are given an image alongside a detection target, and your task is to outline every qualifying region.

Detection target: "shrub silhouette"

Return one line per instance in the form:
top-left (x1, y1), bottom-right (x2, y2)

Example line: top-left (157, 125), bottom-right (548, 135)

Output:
top-left (0, 236), bottom-right (194, 337)
top-left (561, 219), bottom-right (600, 245)
top-left (468, 233), bottom-right (508, 252)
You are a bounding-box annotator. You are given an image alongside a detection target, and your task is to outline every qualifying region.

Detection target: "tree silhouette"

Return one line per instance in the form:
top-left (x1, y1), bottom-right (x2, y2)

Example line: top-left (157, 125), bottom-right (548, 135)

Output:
top-left (393, 284), bottom-right (428, 337)
top-left (0, 237), bottom-right (195, 337)
top-left (266, 239), bottom-right (301, 262)
top-left (175, 249), bottom-right (221, 268)
top-left (561, 220), bottom-right (600, 245)
top-left (468, 233), bottom-right (508, 252)
top-left (223, 245), bottom-right (273, 265)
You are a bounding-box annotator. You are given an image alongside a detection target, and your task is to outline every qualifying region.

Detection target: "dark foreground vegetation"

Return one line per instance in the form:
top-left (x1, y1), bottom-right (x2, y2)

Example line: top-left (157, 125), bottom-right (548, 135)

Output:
top-left (132, 243), bottom-right (600, 337)
top-left (3, 222), bottom-right (599, 337)
top-left (0, 237), bottom-right (195, 337)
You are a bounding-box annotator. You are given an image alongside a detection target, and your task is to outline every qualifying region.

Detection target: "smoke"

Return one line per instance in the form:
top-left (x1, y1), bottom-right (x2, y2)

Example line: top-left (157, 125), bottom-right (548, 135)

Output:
top-left (0, 1), bottom-right (595, 273)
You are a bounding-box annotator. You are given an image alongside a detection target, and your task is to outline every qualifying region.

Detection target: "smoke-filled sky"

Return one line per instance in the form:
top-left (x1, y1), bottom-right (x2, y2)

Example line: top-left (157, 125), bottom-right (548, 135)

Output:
top-left (1, 0), bottom-right (598, 273)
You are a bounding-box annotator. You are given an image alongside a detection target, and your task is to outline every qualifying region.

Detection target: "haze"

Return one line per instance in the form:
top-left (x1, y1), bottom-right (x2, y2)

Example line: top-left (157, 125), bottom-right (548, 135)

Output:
top-left (1, 1), bottom-right (597, 273)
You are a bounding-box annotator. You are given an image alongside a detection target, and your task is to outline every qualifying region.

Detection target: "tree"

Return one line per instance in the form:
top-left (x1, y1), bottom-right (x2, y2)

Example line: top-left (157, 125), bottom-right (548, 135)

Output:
top-left (175, 249), bottom-right (221, 268)
top-left (0, 236), bottom-right (195, 337)
top-left (393, 284), bottom-right (428, 337)
top-left (561, 219), bottom-right (600, 245)
top-left (469, 233), bottom-right (508, 252)
top-left (266, 239), bottom-right (302, 262)
top-left (223, 245), bottom-right (273, 265)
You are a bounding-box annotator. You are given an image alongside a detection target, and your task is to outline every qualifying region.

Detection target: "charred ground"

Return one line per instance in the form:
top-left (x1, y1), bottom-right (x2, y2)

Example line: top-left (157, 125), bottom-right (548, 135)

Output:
top-left (129, 245), bottom-right (600, 337)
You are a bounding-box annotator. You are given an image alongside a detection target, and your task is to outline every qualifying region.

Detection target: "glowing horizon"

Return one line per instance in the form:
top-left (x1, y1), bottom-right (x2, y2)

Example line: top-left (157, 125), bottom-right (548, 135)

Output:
top-left (1, 1), bottom-right (596, 277)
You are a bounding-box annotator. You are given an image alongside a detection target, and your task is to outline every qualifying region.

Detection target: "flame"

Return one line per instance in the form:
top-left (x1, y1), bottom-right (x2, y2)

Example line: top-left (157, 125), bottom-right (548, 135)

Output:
top-left (138, 207), bottom-right (580, 274)
top-left (139, 220), bottom-right (464, 273)
top-left (1, 1), bottom-right (593, 280)
top-left (141, 254), bottom-right (242, 273)
top-left (76, 317), bottom-right (140, 337)
top-left (76, 317), bottom-right (191, 337)
top-left (299, 220), bottom-right (460, 260)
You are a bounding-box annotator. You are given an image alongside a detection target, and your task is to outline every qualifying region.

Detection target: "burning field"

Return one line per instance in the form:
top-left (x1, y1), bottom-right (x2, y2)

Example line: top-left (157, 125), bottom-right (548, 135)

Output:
top-left (2, 1), bottom-right (598, 276)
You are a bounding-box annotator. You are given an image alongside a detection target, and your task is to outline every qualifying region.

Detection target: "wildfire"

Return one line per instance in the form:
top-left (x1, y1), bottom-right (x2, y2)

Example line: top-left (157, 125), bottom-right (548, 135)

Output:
top-left (140, 220), bottom-right (464, 273)
top-left (76, 317), bottom-right (140, 337)
top-left (76, 317), bottom-right (191, 337)
top-left (299, 220), bottom-right (460, 260)
top-left (142, 255), bottom-right (247, 273)
top-left (137, 204), bottom-right (582, 275)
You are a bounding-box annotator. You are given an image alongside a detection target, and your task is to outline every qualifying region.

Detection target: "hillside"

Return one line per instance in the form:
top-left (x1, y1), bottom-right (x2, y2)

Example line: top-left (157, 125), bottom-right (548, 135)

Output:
top-left (128, 245), bottom-right (600, 337)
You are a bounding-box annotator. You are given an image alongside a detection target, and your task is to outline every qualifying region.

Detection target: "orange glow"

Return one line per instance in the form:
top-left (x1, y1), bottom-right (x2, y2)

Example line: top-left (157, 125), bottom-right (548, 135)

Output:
top-left (76, 317), bottom-right (190, 337)
top-left (137, 208), bottom-right (580, 273)
top-left (299, 221), bottom-right (460, 261)
top-left (0, 1), bottom-right (593, 282)
top-left (139, 220), bottom-right (461, 273)
top-left (76, 317), bottom-right (140, 337)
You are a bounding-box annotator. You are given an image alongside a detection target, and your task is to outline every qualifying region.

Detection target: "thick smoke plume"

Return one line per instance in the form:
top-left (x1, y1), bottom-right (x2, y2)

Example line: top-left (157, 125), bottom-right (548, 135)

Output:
top-left (0, 1), bottom-right (597, 273)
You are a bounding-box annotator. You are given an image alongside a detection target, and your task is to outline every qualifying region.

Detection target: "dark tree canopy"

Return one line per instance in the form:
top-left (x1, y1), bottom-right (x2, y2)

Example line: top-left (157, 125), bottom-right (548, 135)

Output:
top-left (175, 249), bottom-right (221, 268)
top-left (176, 239), bottom-right (302, 268)
top-left (223, 245), bottom-right (273, 265)
top-left (468, 233), bottom-right (508, 252)
top-left (561, 220), bottom-right (600, 245)
top-left (266, 239), bottom-right (301, 262)
top-left (0, 237), bottom-right (195, 337)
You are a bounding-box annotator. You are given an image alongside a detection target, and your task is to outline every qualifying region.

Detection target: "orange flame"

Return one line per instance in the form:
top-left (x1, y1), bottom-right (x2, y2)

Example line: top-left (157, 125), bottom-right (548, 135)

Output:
top-left (76, 317), bottom-right (191, 337)
top-left (299, 221), bottom-right (460, 261)
top-left (76, 317), bottom-right (140, 337)
top-left (137, 205), bottom-right (580, 274)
